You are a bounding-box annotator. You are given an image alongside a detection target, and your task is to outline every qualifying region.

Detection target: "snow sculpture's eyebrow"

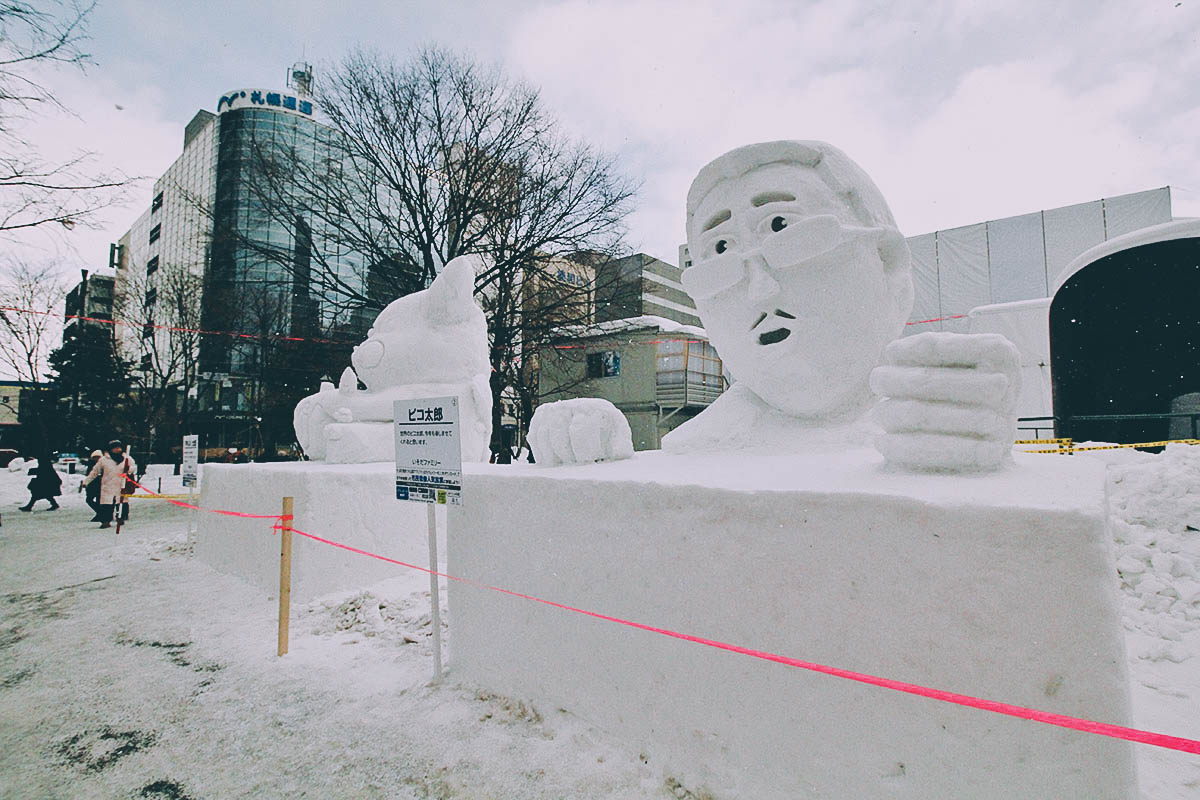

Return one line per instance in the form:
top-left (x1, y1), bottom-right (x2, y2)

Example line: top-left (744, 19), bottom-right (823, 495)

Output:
top-left (751, 191), bottom-right (796, 207)
top-left (701, 209), bottom-right (731, 232)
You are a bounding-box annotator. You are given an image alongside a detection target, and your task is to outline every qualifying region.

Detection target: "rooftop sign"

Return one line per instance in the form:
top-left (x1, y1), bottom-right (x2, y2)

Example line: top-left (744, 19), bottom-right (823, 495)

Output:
top-left (216, 88), bottom-right (315, 118)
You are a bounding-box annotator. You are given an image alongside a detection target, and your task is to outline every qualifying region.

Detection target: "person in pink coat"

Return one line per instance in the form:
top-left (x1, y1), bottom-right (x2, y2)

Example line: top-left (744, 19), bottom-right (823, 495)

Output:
top-left (81, 440), bottom-right (137, 529)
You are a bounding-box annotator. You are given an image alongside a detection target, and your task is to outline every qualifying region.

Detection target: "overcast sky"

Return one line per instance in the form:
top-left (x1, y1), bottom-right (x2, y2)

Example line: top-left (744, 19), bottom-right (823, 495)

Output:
top-left (12, 0), bottom-right (1200, 273)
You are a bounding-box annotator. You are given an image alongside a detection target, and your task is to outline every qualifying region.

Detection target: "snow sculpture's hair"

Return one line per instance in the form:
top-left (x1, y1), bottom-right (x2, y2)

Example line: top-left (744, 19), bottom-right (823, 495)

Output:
top-left (686, 140), bottom-right (913, 313)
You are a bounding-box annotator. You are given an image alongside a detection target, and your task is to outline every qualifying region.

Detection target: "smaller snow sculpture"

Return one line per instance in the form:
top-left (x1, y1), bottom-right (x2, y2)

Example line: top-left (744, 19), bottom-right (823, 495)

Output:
top-left (528, 399), bottom-right (634, 466)
top-left (293, 255), bottom-right (492, 463)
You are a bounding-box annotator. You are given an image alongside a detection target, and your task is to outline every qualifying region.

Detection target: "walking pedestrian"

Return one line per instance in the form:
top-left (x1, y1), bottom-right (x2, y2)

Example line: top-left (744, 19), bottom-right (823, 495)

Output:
top-left (19, 455), bottom-right (61, 511)
top-left (81, 440), bottom-right (137, 529)
top-left (79, 450), bottom-right (103, 521)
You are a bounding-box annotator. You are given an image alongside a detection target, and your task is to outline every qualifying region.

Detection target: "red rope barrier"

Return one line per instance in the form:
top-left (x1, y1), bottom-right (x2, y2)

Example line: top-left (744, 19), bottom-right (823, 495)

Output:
top-left (905, 314), bottom-right (969, 326)
top-left (124, 478), bottom-right (286, 520)
top-left (281, 523), bottom-right (1200, 757)
top-left (130, 483), bottom-right (1200, 757)
top-left (0, 305), bottom-right (357, 346)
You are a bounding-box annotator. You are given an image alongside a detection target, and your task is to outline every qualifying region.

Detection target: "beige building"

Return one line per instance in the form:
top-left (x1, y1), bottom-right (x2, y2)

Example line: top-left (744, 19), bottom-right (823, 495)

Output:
top-left (539, 317), bottom-right (724, 450)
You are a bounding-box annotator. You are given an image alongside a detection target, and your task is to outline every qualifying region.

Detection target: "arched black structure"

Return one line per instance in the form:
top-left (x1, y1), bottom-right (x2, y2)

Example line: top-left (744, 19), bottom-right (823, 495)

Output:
top-left (1050, 237), bottom-right (1200, 443)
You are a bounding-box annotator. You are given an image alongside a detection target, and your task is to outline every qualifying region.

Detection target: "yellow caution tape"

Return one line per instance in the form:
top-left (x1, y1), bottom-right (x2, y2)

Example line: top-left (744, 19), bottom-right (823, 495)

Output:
top-left (1022, 439), bottom-right (1200, 454)
top-left (127, 493), bottom-right (192, 500)
top-left (1014, 438), bottom-right (1071, 445)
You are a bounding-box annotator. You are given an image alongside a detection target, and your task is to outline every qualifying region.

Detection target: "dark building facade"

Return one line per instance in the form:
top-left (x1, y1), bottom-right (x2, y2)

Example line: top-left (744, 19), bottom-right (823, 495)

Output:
top-left (113, 69), bottom-right (390, 456)
top-left (595, 253), bottom-right (701, 327)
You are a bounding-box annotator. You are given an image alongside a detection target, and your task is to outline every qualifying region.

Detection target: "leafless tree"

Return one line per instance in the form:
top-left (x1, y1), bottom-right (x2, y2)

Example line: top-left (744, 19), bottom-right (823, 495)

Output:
top-left (113, 260), bottom-right (204, 450)
top-left (0, 1), bottom-right (130, 237)
top-left (0, 258), bottom-right (66, 450)
top-left (206, 46), bottom-right (637, 450)
top-left (0, 258), bottom-right (65, 381)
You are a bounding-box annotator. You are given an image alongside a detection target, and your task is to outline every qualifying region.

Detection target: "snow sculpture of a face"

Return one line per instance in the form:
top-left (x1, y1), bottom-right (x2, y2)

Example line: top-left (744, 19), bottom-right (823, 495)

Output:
top-left (350, 255), bottom-right (490, 390)
top-left (682, 141), bottom-right (914, 418)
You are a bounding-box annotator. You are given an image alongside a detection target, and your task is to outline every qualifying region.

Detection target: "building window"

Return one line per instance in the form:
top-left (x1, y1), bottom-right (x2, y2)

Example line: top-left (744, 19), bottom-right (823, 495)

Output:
top-left (142, 321), bottom-right (155, 339)
top-left (144, 288), bottom-right (157, 308)
top-left (151, 192), bottom-right (164, 212)
top-left (146, 255), bottom-right (159, 275)
top-left (148, 224), bottom-right (161, 244)
top-left (587, 350), bottom-right (621, 378)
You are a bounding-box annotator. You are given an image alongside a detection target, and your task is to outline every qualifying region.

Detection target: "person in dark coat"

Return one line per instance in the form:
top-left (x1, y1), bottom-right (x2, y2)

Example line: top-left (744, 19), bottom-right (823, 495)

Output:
top-left (80, 450), bottom-right (103, 521)
top-left (19, 455), bottom-right (62, 511)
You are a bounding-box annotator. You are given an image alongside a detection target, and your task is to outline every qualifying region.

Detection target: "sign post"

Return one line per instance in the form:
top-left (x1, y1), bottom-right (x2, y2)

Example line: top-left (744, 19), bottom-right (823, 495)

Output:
top-left (394, 396), bottom-right (462, 683)
top-left (182, 434), bottom-right (199, 556)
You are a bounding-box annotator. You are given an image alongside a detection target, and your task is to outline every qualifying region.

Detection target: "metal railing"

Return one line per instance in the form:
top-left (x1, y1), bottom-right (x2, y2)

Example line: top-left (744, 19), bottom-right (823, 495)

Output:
top-left (1018, 412), bottom-right (1200, 443)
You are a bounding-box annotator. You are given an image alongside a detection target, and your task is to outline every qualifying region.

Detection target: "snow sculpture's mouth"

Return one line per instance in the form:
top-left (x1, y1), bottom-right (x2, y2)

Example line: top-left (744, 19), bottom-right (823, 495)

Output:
top-left (758, 327), bottom-right (791, 345)
top-left (752, 309), bottom-right (796, 345)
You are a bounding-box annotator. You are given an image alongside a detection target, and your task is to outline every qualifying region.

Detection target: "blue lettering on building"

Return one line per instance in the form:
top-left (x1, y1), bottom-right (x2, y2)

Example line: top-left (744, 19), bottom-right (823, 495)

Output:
top-left (218, 90), bottom-right (314, 116)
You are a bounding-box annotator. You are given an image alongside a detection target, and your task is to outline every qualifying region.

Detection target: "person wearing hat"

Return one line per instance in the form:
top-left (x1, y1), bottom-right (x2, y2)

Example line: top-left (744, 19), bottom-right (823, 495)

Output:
top-left (81, 440), bottom-right (137, 529)
top-left (79, 450), bottom-right (104, 521)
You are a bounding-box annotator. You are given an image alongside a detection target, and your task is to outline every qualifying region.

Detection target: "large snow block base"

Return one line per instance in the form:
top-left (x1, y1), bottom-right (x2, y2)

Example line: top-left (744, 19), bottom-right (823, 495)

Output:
top-left (197, 462), bottom-right (437, 601)
top-left (449, 450), bottom-right (1137, 799)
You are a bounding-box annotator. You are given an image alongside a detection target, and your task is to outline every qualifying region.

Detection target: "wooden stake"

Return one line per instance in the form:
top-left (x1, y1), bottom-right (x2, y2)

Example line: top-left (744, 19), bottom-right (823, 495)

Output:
top-left (277, 496), bottom-right (294, 657)
top-left (114, 497), bottom-right (124, 535)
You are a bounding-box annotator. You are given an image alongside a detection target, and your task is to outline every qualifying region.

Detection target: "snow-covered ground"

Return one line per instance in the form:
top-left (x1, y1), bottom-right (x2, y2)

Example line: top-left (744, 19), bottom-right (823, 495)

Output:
top-left (1, 452), bottom-right (1198, 798)
top-left (0, 469), bottom-right (671, 800)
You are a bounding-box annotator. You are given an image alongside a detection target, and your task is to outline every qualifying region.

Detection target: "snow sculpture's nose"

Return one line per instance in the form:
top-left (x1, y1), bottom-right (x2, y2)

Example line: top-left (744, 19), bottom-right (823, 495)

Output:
top-left (354, 340), bottom-right (384, 369)
top-left (745, 255), bottom-right (780, 303)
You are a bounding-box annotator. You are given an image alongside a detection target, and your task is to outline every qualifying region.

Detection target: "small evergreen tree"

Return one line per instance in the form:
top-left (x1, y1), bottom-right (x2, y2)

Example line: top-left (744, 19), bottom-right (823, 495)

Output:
top-left (48, 323), bottom-right (132, 453)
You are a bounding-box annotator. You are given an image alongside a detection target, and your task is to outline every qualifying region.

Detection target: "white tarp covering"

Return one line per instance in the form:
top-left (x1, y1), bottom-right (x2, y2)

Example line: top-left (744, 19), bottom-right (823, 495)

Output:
top-left (902, 187), bottom-right (1172, 340)
top-left (935, 224), bottom-right (989, 333)
top-left (1044, 201), bottom-right (1106, 289)
top-left (968, 298), bottom-right (1053, 419)
top-left (906, 232), bottom-right (940, 334)
top-left (1103, 187), bottom-right (1172, 239)
top-left (986, 212), bottom-right (1047, 304)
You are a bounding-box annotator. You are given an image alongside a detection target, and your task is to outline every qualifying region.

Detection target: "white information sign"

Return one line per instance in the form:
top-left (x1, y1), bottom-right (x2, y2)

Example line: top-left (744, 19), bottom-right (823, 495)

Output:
top-left (394, 396), bottom-right (462, 505)
top-left (182, 434), bottom-right (199, 488)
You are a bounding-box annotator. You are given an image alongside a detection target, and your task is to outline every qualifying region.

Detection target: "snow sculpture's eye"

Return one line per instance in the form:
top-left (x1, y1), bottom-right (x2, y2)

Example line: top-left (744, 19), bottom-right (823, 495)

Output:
top-left (758, 214), bottom-right (799, 235)
top-left (714, 239), bottom-right (729, 255)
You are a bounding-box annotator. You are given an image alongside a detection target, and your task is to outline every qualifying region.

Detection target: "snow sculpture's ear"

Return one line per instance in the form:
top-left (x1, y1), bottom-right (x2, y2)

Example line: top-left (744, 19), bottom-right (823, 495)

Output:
top-left (427, 255), bottom-right (483, 323)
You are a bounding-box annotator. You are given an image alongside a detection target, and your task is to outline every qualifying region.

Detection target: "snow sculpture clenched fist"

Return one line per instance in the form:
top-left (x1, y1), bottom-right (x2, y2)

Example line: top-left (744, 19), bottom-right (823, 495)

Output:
top-left (528, 399), bottom-right (634, 466)
top-left (870, 332), bottom-right (1021, 471)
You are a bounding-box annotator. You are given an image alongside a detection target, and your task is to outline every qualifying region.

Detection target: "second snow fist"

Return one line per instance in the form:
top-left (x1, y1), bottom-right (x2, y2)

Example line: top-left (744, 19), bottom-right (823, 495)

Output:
top-left (528, 399), bottom-right (634, 467)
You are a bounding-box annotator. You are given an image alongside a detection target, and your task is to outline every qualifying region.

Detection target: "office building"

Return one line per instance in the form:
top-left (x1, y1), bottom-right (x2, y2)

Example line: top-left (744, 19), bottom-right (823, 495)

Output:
top-left (112, 64), bottom-right (378, 454)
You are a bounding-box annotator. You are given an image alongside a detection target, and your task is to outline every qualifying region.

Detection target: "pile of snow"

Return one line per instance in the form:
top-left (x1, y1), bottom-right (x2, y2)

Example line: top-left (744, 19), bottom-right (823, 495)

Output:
top-left (304, 581), bottom-right (438, 646)
top-left (1110, 444), bottom-right (1200, 632)
top-left (1106, 443), bottom-right (1200, 797)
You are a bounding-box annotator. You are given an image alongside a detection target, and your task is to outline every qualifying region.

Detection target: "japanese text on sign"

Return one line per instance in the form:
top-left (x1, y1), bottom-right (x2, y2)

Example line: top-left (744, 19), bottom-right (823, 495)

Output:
top-left (394, 396), bottom-right (462, 505)
top-left (182, 434), bottom-right (198, 488)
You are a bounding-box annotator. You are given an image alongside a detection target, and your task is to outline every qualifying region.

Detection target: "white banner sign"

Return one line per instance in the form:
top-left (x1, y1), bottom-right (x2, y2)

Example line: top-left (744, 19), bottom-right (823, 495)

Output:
top-left (182, 434), bottom-right (199, 488)
top-left (394, 396), bottom-right (462, 505)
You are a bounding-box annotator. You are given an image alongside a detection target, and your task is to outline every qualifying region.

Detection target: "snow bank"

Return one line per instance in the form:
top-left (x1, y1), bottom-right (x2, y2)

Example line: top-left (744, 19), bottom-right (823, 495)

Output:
top-left (448, 449), bottom-right (1136, 799)
top-left (1110, 443), bottom-right (1200, 637)
top-left (1107, 443), bottom-right (1200, 797)
top-left (196, 462), bottom-right (440, 601)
